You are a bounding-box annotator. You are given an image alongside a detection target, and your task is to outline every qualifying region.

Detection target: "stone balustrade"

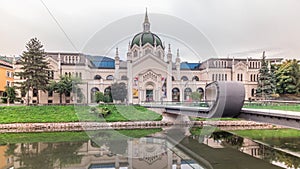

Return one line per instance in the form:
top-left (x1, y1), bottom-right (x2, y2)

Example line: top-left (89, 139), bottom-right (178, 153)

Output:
top-left (0, 120), bottom-right (279, 133)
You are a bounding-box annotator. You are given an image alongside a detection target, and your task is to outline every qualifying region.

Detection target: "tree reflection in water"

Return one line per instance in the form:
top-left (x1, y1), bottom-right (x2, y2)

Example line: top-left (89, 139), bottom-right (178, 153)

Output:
top-left (202, 130), bottom-right (300, 169)
top-left (6, 142), bottom-right (84, 169)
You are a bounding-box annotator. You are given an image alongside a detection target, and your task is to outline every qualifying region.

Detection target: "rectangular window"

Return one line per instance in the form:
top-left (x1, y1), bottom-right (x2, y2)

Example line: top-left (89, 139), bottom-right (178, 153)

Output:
top-left (225, 74), bottom-right (227, 81)
top-left (212, 74), bottom-right (214, 81)
top-left (6, 81), bottom-right (10, 87)
top-left (6, 71), bottom-right (10, 77)
top-left (48, 100), bottom-right (53, 104)
top-left (48, 91), bottom-right (53, 97)
top-left (237, 74), bottom-right (240, 81)
top-left (33, 90), bottom-right (38, 97)
top-left (48, 71), bottom-right (54, 79)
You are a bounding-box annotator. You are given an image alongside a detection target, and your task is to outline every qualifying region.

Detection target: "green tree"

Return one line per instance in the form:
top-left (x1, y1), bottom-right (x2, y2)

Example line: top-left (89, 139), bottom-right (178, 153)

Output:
top-left (190, 91), bottom-right (202, 102)
top-left (5, 86), bottom-right (17, 103)
top-left (95, 91), bottom-right (105, 103)
top-left (256, 52), bottom-right (273, 99)
top-left (15, 38), bottom-right (50, 105)
top-left (49, 75), bottom-right (82, 104)
top-left (111, 82), bottom-right (127, 102)
top-left (104, 87), bottom-right (112, 103)
top-left (276, 59), bottom-right (300, 94)
top-left (269, 64), bottom-right (277, 95)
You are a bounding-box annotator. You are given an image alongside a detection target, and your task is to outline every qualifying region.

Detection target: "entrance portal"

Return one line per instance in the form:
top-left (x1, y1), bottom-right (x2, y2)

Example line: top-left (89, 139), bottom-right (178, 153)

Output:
top-left (146, 90), bottom-right (153, 102)
top-left (172, 88), bottom-right (180, 102)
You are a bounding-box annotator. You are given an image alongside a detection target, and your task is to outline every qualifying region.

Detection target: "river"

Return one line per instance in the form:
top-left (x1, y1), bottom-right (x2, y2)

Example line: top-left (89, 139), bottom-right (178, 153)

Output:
top-left (0, 127), bottom-right (299, 169)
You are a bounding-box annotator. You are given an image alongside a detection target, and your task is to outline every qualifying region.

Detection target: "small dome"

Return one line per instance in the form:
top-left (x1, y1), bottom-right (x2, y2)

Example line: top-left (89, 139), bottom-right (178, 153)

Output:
top-left (131, 32), bottom-right (163, 49)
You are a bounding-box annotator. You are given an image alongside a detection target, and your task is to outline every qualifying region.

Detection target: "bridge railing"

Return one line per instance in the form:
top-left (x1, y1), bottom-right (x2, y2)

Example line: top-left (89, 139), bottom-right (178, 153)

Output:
top-left (140, 101), bottom-right (211, 108)
top-left (243, 100), bottom-right (300, 113)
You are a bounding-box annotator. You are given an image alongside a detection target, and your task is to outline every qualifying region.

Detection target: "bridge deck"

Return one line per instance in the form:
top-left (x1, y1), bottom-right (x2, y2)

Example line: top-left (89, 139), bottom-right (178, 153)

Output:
top-left (241, 108), bottom-right (300, 120)
top-left (143, 103), bottom-right (300, 129)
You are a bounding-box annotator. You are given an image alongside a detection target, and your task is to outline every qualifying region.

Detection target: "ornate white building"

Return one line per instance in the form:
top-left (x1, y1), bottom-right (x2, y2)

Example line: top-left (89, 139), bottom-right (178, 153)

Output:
top-left (14, 11), bottom-right (282, 104)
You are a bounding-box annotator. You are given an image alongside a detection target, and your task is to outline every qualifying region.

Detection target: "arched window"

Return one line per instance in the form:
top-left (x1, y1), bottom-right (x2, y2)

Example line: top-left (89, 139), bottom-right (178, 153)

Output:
top-left (121, 75), bottom-right (128, 80)
top-left (94, 75), bottom-right (102, 80)
top-left (197, 87), bottom-right (204, 95)
top-left (181, 76), bottom-right (188, 81)
top-left (250, 74), bottom-right (253, 82)
top-left (91, 87), bottom-right (99, 103)
top-left (104, 86), bottom-right (111, 94)
top-left (172, 88), bottom-right (180, 102)
top-left (184, 88), bottom-right (192, 101)
top-left (106, 75), bottom-right (114, 80)
top-left (192, 76), bottom-right (199, 81)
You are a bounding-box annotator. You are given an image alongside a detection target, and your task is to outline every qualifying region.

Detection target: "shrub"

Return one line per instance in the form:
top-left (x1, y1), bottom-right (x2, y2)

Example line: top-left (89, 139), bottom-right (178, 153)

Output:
top-left (90, 106), bottom-right (111, 118)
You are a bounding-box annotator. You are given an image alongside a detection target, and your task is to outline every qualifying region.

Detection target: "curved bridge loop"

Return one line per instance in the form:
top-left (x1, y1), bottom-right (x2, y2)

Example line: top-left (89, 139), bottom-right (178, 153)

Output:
top-left (205, 81), bottom-right (245, 118)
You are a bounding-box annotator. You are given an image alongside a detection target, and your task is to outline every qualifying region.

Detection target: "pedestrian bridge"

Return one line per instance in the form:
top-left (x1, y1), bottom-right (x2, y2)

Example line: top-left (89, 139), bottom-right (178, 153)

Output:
top-left (141, 81), bottom-right (300, 129)
top-left (143, 81), bottom-right (246, 118)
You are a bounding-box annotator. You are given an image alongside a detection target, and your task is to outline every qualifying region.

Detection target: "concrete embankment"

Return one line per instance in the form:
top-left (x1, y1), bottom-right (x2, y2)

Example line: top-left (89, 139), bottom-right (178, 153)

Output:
top-left (0, 120), bottom-right (279, 133)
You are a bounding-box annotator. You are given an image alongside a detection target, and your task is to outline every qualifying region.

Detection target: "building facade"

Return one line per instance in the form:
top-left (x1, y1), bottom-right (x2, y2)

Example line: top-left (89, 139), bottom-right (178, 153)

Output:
top-left (0, 56), bottom-right (14, 97)
top-left (14, 11), bottom-right (282, 104)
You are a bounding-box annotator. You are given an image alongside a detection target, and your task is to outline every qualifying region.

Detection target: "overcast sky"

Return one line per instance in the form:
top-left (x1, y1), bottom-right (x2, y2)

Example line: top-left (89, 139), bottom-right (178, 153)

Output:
top-left (1, 0), bottom-right (300, 61)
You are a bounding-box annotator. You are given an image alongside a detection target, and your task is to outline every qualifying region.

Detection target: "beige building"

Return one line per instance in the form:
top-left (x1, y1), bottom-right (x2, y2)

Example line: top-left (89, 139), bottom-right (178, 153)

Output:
top-left (13, 11), bottom-right (282, 105)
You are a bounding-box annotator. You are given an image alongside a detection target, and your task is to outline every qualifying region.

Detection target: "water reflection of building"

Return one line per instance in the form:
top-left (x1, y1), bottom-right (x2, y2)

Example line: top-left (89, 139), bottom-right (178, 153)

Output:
top-left (202, 135), bottom-right (224, 149)
top-left (0, 145), bottom-right (14, 169)
top-left (3, 137), bottom-right (201, 169)
top-left (240, 138), bottom-right (262, 158)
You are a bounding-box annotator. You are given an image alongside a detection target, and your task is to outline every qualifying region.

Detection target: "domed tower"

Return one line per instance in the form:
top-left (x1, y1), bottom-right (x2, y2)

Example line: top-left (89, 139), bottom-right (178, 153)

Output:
top-left (128, 9), bottom-right (165, 61)
top-left (126, 9), bottom-right (173, 104)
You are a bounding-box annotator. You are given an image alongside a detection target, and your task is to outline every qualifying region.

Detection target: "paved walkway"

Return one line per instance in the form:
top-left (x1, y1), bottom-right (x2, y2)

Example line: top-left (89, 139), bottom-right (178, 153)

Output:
top-left (241, 108), bottom-right (300, 119)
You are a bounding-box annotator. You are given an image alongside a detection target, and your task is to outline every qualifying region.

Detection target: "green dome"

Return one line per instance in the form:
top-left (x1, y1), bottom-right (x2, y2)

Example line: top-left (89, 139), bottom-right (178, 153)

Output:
top-left (131, 32), bottom-right (163, 49)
